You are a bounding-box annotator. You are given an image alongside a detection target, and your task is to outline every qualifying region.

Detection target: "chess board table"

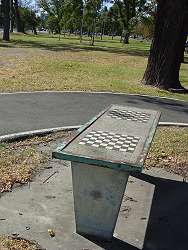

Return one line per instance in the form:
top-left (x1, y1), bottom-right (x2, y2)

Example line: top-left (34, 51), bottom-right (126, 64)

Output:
top-left (53, 104), bottom-right (160, 241)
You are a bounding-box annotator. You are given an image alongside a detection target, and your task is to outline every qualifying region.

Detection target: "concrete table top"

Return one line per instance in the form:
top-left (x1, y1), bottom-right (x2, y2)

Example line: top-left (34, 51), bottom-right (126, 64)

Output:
top-left (53, 105), bottom-right (161, 172)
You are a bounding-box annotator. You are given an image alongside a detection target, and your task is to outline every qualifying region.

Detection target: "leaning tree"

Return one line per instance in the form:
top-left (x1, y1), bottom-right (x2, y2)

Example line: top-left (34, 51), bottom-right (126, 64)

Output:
top-left (142, 0), bottom-right (188, 91)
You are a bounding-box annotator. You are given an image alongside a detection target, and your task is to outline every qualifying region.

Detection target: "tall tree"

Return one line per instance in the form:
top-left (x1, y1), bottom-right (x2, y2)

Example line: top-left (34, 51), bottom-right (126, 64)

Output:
top-left (40, 0), bottom-right (65, 39)
top-left (114, 0), bottom-right (137, 43)
top-left (2, 0), bottom-right (10, 41)
top-left (80, 0), bottom-right (88, 43)
top-left (14, 0), bottom-right (24, 32)
top-left (99, 6), bottom-right (108, 40)
top-left (142, 0), bottom-right (188, 91)
top-left (10, 0), bottom-right (15, 32)
top-left (86, 0), bottom-right (102, 45)
top-left (64, 0), bottom-right (83, 37)
top-left (0, 4), bottom-right (3, 27)
top-left (20, 7), bottom-right (40, 34)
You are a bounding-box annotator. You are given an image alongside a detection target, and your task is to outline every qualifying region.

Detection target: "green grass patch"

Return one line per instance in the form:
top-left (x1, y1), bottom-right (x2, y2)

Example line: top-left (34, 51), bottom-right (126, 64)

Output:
top-left (146, 127), bottom-right (188, 177)
top-left (0, 33), bottom-right (188, 101)
top-left (0, 143), bottom-right (6, 150)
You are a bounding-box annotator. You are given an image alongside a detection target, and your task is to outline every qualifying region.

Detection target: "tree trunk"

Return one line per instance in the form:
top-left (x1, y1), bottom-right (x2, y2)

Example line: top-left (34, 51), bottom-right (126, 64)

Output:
top-left (111, 21), bottom-right (115, 40)
top-left (122, 0), bottom-right (130, 44)
top-left (142, 0), bottom-right (188, 91)
top-left (10, 19), bottom-right (14, 33)
top-left (91, 17), bottom-right (96, 46)
top-left (2, 0), bottom-right (10, 41)
top-left (120, 32), bottom-right (123, 43)
top-left (100, 21), bottom-right (103, 40)
top-left (10, 0), bottom-right (14, 33)
top-left (14, 0), bottom-right (23, 33)
top-left (80, 16), bottom-right (84, 43)
top-left (33, 26), bottom-right (37, 35)
top-left (123, 31), bottom-right (129, 44)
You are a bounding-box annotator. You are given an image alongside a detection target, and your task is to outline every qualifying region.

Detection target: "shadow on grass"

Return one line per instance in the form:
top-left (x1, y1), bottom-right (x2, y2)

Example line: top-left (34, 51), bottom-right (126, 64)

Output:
top-left (0, 37), bottom-right (150, 57)
top-left (82, 173), bottom-right (188, 250)
top-left (0, 41), bottom-right (14, 48)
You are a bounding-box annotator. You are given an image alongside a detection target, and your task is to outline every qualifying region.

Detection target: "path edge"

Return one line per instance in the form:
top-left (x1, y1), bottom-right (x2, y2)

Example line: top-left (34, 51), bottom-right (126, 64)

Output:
top-left (0, 125), bottom-right (81, 142)
top-left (0, 122), bottom-right (188, 142)
top-left (0, 90), bottom-right (187, 103)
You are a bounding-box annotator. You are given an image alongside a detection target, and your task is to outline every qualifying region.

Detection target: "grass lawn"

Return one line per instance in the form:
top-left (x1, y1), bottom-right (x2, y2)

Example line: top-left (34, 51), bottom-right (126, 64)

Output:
top-left (0, 33), bottom-right (188, 101)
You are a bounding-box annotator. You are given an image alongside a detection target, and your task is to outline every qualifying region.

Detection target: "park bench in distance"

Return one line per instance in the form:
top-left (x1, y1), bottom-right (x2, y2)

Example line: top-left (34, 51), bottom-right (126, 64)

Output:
top-left (53, 104), bottom-right (161, 241)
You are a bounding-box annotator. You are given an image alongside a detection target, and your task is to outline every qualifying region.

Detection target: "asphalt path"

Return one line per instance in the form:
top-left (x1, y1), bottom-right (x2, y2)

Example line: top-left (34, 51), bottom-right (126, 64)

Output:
top-left (0, 91), bottom-right (188, 136)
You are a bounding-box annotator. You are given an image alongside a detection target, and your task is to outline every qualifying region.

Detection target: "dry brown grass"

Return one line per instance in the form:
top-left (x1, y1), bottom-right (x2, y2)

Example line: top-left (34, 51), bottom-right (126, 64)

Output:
top-left (0, 236), bottom-right (41, 250)
top-left (0, 131), bottom-right (70, 192)
top-left (0, 143), bottom-right (44, 192)
top-left (0, 48), bottom-right (147, 92)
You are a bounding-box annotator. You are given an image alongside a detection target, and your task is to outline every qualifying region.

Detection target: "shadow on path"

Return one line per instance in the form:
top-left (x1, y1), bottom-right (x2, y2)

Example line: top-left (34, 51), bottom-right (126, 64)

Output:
top-left (136, 173), bottom-right (188, 250)
top-left (125, 95), bottom-right (188, 115)
top-left (83, 235), bottom-right (138, 250)
top-left (83, 173), bottom-right (188, 250)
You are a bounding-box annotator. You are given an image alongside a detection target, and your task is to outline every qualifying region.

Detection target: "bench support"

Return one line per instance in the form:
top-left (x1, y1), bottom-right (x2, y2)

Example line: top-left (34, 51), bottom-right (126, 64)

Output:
top-left (71, 162), bottom-right (129, 241)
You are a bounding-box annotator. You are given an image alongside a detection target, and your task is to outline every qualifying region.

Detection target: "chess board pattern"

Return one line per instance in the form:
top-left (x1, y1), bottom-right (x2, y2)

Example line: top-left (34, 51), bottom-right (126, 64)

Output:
top-left (79, 130), bottom-right (140, 153)
top-left (107, 109), bottom-right (151, 123)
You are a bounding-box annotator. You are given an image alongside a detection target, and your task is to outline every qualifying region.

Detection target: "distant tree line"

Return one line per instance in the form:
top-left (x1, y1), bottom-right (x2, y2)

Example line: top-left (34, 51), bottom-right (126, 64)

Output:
top-left (40, 0), bottom-right (156, 44)
top-left (0, 0), bottom-right (155, 43)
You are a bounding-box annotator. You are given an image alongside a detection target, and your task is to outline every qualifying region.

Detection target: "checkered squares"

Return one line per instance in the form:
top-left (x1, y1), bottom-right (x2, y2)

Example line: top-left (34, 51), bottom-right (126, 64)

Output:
top-left (107, 109), bottom-right (151, 123)
top-left (79, 130), bottom-right (140, 153)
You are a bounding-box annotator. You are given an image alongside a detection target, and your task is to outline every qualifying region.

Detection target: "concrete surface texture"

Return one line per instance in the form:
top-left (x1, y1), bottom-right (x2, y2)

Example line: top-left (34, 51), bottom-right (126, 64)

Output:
top-left (71, 162), bottom-right (130, 240)
top-left (0, 148), bottom-right (187, 250)
top-left (0, 91), bottom-right (188, 136)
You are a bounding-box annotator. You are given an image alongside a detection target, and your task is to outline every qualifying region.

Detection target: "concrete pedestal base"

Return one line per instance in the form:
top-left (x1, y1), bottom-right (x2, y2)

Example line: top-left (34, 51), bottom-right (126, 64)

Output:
top-left (71, 162), bottom-right (130, 241)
